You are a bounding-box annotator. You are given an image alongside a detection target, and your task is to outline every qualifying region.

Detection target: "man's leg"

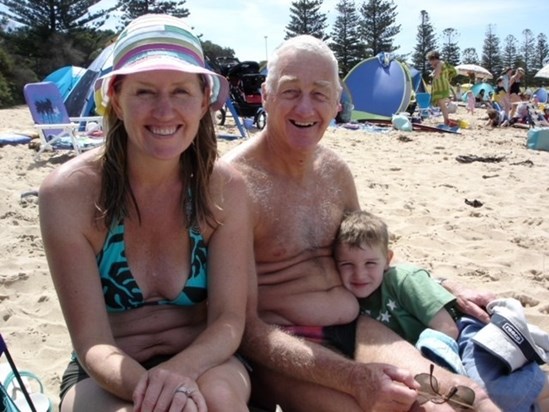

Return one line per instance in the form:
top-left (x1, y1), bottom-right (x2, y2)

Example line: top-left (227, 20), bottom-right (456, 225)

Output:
top-left (249, 364), bottom-right (360, 412)
top-left (355, 316), bottom-right (500, 411)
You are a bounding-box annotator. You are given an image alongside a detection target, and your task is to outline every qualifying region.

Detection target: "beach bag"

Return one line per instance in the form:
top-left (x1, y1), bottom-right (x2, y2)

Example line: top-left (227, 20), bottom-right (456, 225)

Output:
top-left (527, 128), bottom-right (549, 152)
top-left (0, 334), bottom-right (52, 412)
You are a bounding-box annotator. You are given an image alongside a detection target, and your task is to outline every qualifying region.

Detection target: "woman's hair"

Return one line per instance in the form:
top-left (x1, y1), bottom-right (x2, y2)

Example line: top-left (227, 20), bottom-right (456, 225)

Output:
top-left (335, 210), bottom-right (389, 256)
top-left (265, 35), bottom-right (341, 96)
top-left (426, 50), bottom-right (440, 61)
top-left (95, 74), bottom-right (218, 229)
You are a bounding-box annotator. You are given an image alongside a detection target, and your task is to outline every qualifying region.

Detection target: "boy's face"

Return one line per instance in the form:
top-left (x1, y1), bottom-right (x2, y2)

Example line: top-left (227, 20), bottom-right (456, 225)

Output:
top-left (335, 243), bottom-right (392, 298)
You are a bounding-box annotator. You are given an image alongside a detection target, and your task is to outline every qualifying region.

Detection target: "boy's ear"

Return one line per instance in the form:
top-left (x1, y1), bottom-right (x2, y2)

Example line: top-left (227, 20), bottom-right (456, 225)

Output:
top-left (386, 249), bottom-right (394, 268)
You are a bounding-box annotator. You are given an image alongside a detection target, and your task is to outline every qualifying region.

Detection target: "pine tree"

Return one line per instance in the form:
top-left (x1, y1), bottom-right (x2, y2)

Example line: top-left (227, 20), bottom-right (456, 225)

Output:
top-left (117, 0), bottom-right (190, 30)
top-left (358, 0), bottom-right (400, 57)
top-left (533, 33), bottom-right (549, 73)
top-left (0, 0), bottom-right (113, 34)
top-left (501, 34), bottom-right (519, 71)
top-left (481, 24), bottom-right (502, 77)
top-left (285, 0), bottom-right (328, 40)
top-left (411, 10), bottom-right (437, 76)
top-left (440, 28), bottom-right (460, 66)
top-left (461, 48), bottom-right (479, 65)
top-left (519, 28), bottom-right (535, 87)
top-left (330, 0), bottom-right (364, 76)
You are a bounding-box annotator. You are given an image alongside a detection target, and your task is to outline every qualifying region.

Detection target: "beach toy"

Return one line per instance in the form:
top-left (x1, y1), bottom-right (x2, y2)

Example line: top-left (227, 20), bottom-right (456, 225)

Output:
top-left (458, 119), bottom-right (470, 129)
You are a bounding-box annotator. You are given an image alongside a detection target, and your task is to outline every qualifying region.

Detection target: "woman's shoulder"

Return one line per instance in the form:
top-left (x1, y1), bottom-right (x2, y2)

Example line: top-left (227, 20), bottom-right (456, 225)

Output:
top-left (40, 149), bottom-right (102, 201)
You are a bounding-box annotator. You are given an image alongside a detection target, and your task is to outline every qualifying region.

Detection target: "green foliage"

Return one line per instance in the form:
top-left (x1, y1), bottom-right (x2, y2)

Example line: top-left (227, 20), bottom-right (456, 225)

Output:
top-left (481, 24), bottom-right (502, 77)
top-left (330, 0), bottom-right (365, 76)
top-left (285, 0), bottom-right (328, 41)
top-left (359, 0), bottom-right (400, 57)
top-left (411, 10), bottom-right (437, 76)
top-left (461, 48), bottom-right (479, 65)
top-left (201, 40), bottom-right (236, 65)
top-left (116, 0), bottom-right (190, 31)
top-left (533, 33), bottom-right (549, 73)
top-left (0, 0), bottom-right (115, 35)
top-left (441, 28), bottom-right (460, 66)
top-left (501, 35), bottom-right (519, 71)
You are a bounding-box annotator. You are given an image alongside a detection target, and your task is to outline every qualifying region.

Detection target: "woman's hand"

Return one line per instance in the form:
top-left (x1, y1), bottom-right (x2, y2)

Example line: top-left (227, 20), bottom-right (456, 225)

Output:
top-left (133, 367), bottom-right (207, 412)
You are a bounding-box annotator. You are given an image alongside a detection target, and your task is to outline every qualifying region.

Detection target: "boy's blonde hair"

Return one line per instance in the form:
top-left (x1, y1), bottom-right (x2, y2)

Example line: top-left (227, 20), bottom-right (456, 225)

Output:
top-left (335, 210), bottom-right (389, 256)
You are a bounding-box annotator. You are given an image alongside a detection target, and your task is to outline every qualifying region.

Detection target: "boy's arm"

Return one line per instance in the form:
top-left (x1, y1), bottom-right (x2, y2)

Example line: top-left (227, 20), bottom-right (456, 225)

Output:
top-left (428, 308), bottom-right (459, 340)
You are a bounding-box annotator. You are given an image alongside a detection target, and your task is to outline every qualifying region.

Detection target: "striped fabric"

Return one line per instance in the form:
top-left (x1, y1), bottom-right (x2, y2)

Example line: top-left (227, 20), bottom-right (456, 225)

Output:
top-left (95, 14), bottom-right (228, 111)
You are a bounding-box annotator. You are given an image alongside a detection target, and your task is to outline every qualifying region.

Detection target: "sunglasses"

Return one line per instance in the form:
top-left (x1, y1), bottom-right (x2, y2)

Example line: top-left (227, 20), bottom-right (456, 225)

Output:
top-left (414, 364), bottom-right (476, 409)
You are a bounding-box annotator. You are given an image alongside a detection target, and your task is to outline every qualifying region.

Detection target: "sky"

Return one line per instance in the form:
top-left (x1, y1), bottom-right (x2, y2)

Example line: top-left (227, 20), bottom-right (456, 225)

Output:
top-left (94, 0), bottom-right (549, 63)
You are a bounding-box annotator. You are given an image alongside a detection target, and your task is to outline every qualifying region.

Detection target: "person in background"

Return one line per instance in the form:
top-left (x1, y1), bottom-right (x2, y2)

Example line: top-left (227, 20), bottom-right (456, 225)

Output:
top-left (466, 90), bottom-right (475, 114)
top-left (39, 14), bottom-right (251, 412)
top-left (426, 50), bottom-right (452, 126)
top-left (225, 35), bottom-right (500, 412)
top-left (333, 210), bottom-right (549, 412)
top-left (509, 67), bottom-right (525, 117)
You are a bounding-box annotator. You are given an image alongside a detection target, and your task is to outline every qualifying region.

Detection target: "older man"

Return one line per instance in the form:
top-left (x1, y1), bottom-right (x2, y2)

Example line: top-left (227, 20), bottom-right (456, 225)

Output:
top-left (224, 35), bottom-right (498, 412)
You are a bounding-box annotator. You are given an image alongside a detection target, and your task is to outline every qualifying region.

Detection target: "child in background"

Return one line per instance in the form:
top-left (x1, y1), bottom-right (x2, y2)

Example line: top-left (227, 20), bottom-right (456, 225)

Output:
top-left (466, 90), bottom-right (475, 114)
top-left (334, 210), bottom-right (549, 412)
top-left (486, 108), bottom-right (509, 127)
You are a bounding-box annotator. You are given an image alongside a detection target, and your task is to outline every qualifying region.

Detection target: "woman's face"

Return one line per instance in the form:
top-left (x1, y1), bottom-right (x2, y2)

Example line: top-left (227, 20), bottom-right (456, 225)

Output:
top-left (111, 70), bottom-right (209, 161)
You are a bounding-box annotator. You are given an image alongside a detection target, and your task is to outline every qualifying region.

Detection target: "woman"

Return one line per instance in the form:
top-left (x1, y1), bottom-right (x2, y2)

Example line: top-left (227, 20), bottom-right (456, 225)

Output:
top-left (39, 14), bottom-right (251, 412)
top-left (509, 67), bottom-right (525, 117)
top-left (426, 50), bottom-right (451, 126)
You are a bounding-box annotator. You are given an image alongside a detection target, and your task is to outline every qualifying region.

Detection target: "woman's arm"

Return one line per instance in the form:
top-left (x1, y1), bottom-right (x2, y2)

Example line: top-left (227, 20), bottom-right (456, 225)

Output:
top-left (161, 163), bottom-right (251, 380)
top-left (39, 160), bottom-right (146, 401)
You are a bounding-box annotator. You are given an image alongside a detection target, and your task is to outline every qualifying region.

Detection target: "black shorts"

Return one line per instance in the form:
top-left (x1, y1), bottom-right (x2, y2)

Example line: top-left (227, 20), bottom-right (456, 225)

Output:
top-left (59, 354), bottom-right (171, 406)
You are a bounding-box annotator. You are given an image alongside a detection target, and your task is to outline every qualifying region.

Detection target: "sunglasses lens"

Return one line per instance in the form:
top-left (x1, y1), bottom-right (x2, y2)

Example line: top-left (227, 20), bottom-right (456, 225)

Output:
top-left (448, 385), bottom-right (476, 409)
top-left (414, 372), bottom-right (439, 394)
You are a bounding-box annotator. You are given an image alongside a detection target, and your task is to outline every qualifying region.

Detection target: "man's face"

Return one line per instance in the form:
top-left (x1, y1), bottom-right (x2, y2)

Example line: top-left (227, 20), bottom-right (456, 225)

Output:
top-left (262, 50), bottom-right (340, 151)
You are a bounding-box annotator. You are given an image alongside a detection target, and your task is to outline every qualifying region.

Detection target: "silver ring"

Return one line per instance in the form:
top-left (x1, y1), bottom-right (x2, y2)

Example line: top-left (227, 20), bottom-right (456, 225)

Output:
top-left (175, 386), bottom-right (193, 397)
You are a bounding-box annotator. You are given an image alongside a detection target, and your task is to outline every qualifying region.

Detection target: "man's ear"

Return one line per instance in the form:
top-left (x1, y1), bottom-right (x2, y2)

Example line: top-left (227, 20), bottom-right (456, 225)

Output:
top-left (261, 82), bottom-right (270, 112)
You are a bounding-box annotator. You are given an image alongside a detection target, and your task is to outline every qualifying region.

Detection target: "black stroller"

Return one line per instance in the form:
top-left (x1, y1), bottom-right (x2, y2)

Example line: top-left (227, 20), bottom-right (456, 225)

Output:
top-left (216, 60), bottom-right (267, 130)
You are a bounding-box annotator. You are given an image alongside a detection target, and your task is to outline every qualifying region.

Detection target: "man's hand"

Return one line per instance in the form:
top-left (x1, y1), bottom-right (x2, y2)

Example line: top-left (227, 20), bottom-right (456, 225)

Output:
top-left (350, 363), bottom-right (418, 412)
top-left (442, 279), bottom-right (496, 324)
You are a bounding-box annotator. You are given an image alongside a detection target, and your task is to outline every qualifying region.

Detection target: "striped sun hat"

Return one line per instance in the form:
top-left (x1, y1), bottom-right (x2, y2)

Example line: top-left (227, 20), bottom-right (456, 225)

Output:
top-left (95, 14), bottom-right (228, 111)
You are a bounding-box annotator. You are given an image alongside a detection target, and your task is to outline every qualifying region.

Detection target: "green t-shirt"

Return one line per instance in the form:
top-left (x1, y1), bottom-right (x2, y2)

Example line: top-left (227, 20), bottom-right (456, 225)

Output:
top-left (358, 264), bottom-right (456, 345)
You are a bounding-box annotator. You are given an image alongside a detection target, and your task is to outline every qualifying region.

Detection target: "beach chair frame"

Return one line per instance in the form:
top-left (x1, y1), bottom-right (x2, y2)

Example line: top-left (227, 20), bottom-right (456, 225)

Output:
top-left (23, 81), bottom-right (103, 161)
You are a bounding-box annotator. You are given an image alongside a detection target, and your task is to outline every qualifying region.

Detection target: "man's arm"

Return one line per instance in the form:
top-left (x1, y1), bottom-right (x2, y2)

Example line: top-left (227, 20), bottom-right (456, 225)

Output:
top-left (441, 278), bottom-right (496, 324)
top-left (240, 260), bottom-right (418, 411)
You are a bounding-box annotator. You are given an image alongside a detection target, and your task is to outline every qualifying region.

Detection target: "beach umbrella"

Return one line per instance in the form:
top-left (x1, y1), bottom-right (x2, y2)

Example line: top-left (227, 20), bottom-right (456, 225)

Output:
top-left (455, 64), bottom-right (493, 80)
top-left (534, 64), bottom-right (549, 79)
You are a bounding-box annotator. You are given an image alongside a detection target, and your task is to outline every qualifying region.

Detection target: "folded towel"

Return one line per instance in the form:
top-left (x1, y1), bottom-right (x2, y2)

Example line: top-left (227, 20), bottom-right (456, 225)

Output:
top-left (415, 328), bottom-right (466, 375)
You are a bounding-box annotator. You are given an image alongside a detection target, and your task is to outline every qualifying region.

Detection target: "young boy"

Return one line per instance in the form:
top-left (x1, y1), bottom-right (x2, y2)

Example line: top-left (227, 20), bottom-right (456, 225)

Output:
top-left (334, 210), bottom-right (549, 412)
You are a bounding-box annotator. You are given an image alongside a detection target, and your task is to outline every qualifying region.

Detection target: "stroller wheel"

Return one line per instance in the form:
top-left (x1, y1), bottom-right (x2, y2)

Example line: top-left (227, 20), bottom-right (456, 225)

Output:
top-left (255, 109), bottom-right (266, 130)
top-left (215, 108), bottom-right (226, 126)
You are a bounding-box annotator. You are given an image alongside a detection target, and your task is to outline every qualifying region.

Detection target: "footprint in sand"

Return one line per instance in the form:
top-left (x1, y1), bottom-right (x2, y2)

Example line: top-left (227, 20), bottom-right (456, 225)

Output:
top-left (539, 304), bottom-right (549, 315)
top-left (510, 293), bottom-right (539, 308)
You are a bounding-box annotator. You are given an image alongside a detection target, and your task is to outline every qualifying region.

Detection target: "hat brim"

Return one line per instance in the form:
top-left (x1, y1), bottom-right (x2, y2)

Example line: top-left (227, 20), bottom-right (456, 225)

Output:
top-left (95, 56), bottom-right (228, 112)
top-left (473, 313), bottom-right (544, 372)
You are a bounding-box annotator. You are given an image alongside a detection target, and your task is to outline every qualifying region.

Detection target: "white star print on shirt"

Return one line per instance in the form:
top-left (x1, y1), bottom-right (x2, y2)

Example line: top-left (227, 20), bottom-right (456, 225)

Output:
top-left (378, 310), bottom-right (391, 323)
top-left (387, 299), bottom-right (397, 311)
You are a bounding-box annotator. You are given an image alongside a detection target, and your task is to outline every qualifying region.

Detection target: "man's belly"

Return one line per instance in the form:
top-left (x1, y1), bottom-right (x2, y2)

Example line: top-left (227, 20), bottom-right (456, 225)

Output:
top-left (258, 284), bottom-right (359, 326)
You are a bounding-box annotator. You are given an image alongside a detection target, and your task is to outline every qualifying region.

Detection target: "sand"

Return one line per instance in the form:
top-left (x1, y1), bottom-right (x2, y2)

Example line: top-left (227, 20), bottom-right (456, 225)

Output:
top-left (1, 104), bottom-right (548, 408)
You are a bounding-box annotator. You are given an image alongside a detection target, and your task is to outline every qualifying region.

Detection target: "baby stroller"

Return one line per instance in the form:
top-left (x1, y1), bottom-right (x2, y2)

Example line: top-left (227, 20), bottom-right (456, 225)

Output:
top-left (216, 60), bottom-right (267, 130)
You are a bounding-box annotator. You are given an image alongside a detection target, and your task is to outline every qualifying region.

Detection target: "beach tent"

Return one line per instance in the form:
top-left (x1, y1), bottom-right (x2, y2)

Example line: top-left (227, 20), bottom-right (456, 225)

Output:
top-left (471, 82), bottom-right (495, 100)
top-left (343, 52), bottom-right (412, 119)
top-left (44, 66), bottom-right (86, 100)
top-left (534, 88), bottom-right (548, 103)
top-left (408, 66), bottom-right (427, 93)
top-left (64, 43), bottom-right (115, 117)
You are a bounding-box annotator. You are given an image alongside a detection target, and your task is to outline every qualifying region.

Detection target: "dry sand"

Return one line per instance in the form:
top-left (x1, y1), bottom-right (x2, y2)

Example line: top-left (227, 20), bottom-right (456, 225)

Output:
top-left (1, 104), bottom-right (548, 408)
